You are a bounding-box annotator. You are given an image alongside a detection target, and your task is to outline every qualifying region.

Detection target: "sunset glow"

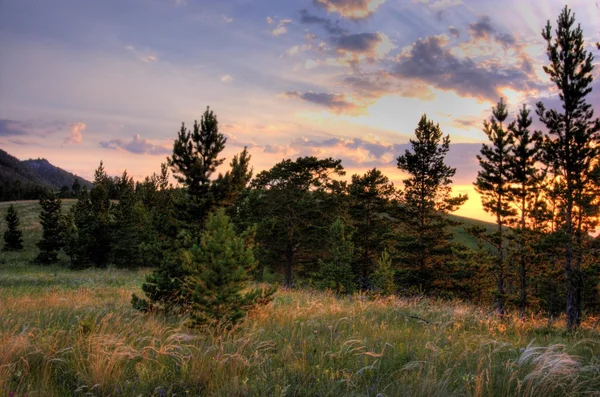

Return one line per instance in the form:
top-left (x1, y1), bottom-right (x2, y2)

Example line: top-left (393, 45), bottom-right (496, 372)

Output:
top-left (1, 0), bottom-right (599, 222)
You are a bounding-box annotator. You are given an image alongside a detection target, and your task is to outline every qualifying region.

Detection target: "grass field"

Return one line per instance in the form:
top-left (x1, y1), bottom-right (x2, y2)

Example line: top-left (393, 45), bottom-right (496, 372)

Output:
top-left (1, 201), bottom-right (599, 396)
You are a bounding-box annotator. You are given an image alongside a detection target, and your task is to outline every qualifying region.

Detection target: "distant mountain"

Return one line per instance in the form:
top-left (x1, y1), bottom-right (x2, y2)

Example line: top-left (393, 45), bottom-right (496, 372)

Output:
top-left (23, 158), bottom-right (93, 190)
top-left (0, 148), bottom-right (92, 201)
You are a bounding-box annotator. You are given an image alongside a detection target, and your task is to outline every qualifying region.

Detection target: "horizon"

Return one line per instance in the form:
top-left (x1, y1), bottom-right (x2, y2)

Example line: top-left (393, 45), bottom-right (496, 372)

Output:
top-left (2, 0), bottom-right (600, 223)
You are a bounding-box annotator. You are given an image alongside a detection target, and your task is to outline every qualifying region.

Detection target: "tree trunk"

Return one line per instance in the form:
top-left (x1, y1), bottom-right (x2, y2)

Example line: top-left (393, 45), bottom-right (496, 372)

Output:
top-left (565, 201), bottom-right (577, 331)
top-left (285, 242), bottom-right (293, 288)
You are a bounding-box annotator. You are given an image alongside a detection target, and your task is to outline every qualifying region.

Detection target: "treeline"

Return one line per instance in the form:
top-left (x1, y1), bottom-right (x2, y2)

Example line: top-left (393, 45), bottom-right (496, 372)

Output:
top-left (3, 6), bottom-right (599, 329)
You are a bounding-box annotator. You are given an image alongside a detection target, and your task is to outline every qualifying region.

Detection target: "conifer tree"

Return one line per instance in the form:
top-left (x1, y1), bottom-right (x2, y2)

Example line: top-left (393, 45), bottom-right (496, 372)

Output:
top-left (396, 115), bottom-right (467, 292)
top-left (348, 168), bottom-right (397, 287)
top-left (507, 104), bottom-right (544, 316)
top-left (36, 193), bottom-right (64, 264)
top-left (318, 218), bottom-right (356, 294)
top-left (168, 106), bottom-right (226, 224)
top-left (474, 99), bottom-right (516, 315)
top-left (371, 250), bottom-right (395, 296)
top-left (536, 6), bottom-right (600, 329)
top-left (184, 209), bottom-right (276, 328)
top-left (3, 204), bottom-right (23, 251)
top-left (112, 170), bottom-right (142, 268)
top-left (88, 162), bottom-right (113, 267)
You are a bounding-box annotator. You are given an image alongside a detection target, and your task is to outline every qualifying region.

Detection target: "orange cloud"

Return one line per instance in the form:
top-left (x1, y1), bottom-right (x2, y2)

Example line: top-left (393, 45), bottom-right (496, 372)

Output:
top-left (64, 122), bottom-right (85, 145)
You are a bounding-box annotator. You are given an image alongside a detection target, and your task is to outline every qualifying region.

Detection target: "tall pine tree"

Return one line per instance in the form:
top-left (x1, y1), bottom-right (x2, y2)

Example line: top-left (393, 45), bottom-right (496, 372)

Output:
top-left (3, 205), bottom-right (24, 251)
top-left (396, 115), bottom-right (468, 293)
top-left (507, 104), bottom-right (544, 316)
top-left (536, 6), bottom-right (600, 329)
top-left (36, 193), bottom-right (64, 264)
top-left (474, 99), bottom-right (516, 315)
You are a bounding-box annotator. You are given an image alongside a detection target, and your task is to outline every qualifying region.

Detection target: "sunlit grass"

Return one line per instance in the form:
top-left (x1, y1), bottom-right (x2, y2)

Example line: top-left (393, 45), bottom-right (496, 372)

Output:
top-left (1, 265), bottom-right (599, 396)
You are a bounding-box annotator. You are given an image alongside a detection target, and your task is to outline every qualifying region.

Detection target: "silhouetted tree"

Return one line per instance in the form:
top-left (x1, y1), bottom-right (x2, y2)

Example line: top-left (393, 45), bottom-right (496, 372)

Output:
top-left (3, 204), bottom-right (23, 251)
top-left (536, 6), bottom-right (600, 329)
top-left (507, 104), bottom-right (544, 316)
top-left (36, 193), bottom-right (64, 264)
top-left (348, 168), bottom-right (398, 287)
top-left (475, 99), bottom-right (515, 315)
top-left (396, 115), bottom-right (468, 292)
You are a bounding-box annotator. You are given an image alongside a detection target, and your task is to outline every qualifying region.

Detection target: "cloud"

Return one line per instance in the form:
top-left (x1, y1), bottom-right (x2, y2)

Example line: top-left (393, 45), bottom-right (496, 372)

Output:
top-left (0, 119), bottom-right (30, 136)
top-left (221, 14), bottom-right (233, 23)
top-left (100, 134), bottom-right (171, 155)
top-left (448, 26), bottom-right (460, 38)
top-left (64, 122), bottom-right (85, 145)
top-left (298, 9), bottom-right (347, 36)
top-left (334, 32), bottom-right (395, 60)
top-left (221, 74), bottom-right (233, 82)
top-left (313, 0), bottom-right (386, 20)
top-left (266, 16), bottom-right (275, 25)
top-left (125, 45), bottom-right (158, 63)
top-left (392, 35), bottom-right (539, 101)
top-left (0, 119), bottom-right (67, 137)
top-left (281, 91), bottom-right (361, 114)
top-left (468, 16), bottom-right (516, 48)
top-left (172, 0), bottom-right (187, 6)
top-left (272, 19), bottom-right (293, 36)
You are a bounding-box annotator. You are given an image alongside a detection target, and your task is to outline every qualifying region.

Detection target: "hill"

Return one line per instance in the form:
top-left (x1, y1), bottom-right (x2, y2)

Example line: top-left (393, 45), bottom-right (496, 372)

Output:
top-left (0, 149), bottom-right (92, 201)
top-left (22, 158), bottom-right (93, 191)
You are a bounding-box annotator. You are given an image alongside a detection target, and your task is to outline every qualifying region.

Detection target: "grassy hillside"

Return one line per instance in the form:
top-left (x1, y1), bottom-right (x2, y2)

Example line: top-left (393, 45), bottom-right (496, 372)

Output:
top-left (1, 201), bottom-right (600, 396)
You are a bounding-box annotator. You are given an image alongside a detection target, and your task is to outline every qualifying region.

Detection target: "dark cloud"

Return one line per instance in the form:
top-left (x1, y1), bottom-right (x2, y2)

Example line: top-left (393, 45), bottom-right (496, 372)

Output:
top-left (100, 134), bottom-right (171, 155)
top-left (468, 16), bottom-right (515, 48)
top-left (282, 91), bottom-right (360, 113)
top-left (298, 9), bottom-right (346, 35)
top-left (0, 119), bottom-right (66, 137)
top-left (335, 32), bottom-right (381, 54)
top-left (313, 0), bottom-right (384, 20)
top-left (392, 35), bottom-right (538, 101)
top-left (448, 26), bottom-right (460, 38)
top-left (0, 120), bottom-right (29, 136)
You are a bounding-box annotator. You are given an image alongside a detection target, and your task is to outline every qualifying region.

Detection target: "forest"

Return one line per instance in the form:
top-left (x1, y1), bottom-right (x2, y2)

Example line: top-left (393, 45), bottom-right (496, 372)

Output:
top-left (1, 5), bottom-right (599, 396)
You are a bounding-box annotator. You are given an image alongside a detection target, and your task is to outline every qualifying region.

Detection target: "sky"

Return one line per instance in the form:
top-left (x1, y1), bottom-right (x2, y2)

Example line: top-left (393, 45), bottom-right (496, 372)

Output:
top-left (1, 0), bottom-right (600, 222)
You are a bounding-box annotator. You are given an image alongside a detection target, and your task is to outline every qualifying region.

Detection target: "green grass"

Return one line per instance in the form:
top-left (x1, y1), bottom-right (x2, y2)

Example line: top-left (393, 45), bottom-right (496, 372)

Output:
top-left (1, 201), bottom-right (599, 396)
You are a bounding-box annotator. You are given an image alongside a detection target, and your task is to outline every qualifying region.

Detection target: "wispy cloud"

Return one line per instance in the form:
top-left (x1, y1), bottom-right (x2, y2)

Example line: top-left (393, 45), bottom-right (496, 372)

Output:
top-left (100, 134), bottom-right (171, 155)
top-left (64, 122), bottom-right (86, 145)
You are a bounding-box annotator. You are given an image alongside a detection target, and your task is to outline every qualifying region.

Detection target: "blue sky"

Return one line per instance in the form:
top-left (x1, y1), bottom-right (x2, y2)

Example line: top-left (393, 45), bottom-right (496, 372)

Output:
top-left (1, 0), bottom-right (599, 220)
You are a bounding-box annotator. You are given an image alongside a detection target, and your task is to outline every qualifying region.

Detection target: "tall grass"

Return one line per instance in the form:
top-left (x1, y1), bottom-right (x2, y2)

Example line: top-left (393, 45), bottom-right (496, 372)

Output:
top-left (1, 267), bottom-right (599, 396)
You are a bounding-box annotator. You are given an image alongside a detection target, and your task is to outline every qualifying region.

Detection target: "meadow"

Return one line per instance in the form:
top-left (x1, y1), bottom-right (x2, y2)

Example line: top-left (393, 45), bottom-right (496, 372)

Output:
top-left (1, 201), bottom-right (599, 396)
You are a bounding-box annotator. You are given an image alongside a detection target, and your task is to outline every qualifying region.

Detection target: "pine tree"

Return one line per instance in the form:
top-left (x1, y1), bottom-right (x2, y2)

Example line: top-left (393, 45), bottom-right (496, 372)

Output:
top-left (396, 115), bottom-right (468, 292)
top-left (36, 193), bottom-right (64, 264)
top-left (348, 168), bottom-right (398, 287)
top-left (89, 162), bottom-right (113, 267)
top-left (3, 205), bottom-right (24, 251)
top-left (168, 106), bottom-right (227, 224)
top-left (371, 250), bottom-right (395, 296)
top-left (474, 99), bottom-right (516, 315)
top-left (507, 104), bottom-right (544, 316)
top-left (318, 218), bottom-right (356, 294)
top-left (536, 6), bottom-right (600, 329)
top-left (184, 209), bottom-right (276, 328)
top-left (112, 170), bottom-right (142, 268)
